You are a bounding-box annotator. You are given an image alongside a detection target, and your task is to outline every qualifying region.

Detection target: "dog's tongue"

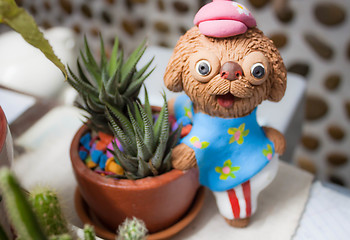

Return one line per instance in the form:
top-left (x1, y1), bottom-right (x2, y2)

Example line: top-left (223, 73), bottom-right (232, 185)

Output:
top-left (217, 94), bottom-right (236, 108)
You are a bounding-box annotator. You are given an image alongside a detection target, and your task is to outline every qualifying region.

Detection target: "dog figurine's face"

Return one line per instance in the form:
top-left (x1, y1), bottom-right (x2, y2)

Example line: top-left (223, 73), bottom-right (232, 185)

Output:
top-left (164, 27), bottom-right (287, 118)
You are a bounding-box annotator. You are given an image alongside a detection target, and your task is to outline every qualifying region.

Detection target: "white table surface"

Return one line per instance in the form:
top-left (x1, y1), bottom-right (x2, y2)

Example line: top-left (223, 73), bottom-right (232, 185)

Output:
top-left (8, 105), bottom-right (350, 240)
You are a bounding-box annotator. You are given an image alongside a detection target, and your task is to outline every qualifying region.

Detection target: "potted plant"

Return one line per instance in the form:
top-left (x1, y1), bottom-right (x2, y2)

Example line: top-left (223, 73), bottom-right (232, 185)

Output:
top-left (0, 167), bottom-right (100, 240)
top-left (0, 107), bottom-right (12, 170)
top-left (68, 36), bottom-right (200, 236)
top-left (117, 217), bottom-right (148, 240)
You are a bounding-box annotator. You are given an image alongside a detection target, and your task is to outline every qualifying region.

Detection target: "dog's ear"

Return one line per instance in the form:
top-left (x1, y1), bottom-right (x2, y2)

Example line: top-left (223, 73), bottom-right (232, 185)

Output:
top-left (164, 27), bottom-right (202, 92)
top-left (267, 47), bottom-right (287, 102)
top-left (164, 36), bottom-right (186, 92)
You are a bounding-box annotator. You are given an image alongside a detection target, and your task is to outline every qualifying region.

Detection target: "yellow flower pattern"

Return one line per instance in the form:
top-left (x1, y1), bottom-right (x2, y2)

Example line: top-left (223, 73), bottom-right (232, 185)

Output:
top-left (228, 123), bottom-right (249, 145)
top-left (215, 160), bottom-right (240, 180)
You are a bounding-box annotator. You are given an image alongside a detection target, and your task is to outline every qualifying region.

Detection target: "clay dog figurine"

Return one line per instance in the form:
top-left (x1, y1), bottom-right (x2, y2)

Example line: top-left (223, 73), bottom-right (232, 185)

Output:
top-left (164, 0), bottom-right (287, 228)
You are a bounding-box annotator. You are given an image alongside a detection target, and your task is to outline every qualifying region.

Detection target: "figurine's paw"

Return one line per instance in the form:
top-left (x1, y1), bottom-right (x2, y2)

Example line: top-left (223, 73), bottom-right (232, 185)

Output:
top-left (171, 143), bottom-right (197, 170)
top-left (263, 127), bottom-right (286, 155)
top-left (168, 98), bottom-right (176, 116)
top-left (224, 217), bottom-right (250, 228)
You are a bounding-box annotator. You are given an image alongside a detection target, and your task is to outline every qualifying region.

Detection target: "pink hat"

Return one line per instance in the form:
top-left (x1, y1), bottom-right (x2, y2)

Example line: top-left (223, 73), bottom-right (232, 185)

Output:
top-left (194, 0), bottom-right (256, 38)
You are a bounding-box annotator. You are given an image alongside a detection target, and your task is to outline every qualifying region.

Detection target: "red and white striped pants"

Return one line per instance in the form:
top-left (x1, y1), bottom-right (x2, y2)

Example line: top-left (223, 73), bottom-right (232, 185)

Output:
top-left (213, 155), bottom-right (279, 220)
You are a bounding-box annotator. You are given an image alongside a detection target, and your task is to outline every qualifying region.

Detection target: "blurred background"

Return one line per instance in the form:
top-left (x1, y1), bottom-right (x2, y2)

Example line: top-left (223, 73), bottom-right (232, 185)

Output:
top-left (0, 0), bottom-right (349, 188)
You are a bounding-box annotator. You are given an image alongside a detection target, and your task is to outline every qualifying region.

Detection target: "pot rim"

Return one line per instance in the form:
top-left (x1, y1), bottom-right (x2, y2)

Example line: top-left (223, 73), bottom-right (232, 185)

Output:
top-left (70, 123), bottom-right (196, 190)
top-left (0, 107), bottom-right (8, 150)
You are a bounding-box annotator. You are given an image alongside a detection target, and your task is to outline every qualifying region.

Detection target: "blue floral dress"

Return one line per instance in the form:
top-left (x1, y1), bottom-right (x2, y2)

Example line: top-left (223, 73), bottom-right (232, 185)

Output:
top-left (174, 95), bottom-right (275, 192)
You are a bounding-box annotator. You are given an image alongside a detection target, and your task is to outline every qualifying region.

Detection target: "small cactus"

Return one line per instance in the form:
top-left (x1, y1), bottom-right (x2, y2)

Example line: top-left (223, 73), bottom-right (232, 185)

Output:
top-left (0, 168), bottom-right (47, 240)
top-left (117, 217), bottom-right (148, 240)
top-left (49, 234), bottom-right (73, 240)
top-left (0, 167), bottom-right (97, 240)
top-left (29, 187), bottom-right (70, 237)
top-left (83, 224), bottom-right (96, 240)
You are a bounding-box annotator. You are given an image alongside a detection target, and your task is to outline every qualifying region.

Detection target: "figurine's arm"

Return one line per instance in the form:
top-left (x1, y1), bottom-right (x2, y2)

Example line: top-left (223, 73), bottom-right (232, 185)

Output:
top-left (262, 126), bottom-right (286, 155)
top-left (168, 98), bottom-right (176, 117)
top-left (171, 143), bottom-right (197, 170)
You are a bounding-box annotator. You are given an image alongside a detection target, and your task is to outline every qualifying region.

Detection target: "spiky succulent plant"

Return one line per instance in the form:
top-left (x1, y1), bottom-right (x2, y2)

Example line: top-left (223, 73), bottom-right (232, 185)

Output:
top-left (67, 36), bottom-right (154, 134)
top-left (106, 89), bottom-right (182, 180)
top-left (117, 217), bottom-right (147, 240)
top-left (0, 167), bottom-right (98, 240)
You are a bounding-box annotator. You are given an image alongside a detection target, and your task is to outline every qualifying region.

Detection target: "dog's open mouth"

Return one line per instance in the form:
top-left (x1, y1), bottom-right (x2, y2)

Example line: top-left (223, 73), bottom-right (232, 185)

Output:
top-left (217, 93), bottom-right (237, 108)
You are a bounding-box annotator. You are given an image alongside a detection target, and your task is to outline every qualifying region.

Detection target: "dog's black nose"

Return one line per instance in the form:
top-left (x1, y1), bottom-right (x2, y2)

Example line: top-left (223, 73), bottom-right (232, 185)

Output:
top-left (220, 61), bottom-right (243, 81)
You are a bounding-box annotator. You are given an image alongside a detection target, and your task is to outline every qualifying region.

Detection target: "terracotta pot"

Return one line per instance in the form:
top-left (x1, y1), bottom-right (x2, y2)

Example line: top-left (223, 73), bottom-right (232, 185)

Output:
top-left (0, 106), bottom-right (14, 239)
top-left (0, 106), bottom-right (13, 168)
top-left (70, 124), bottom-right (200, 233)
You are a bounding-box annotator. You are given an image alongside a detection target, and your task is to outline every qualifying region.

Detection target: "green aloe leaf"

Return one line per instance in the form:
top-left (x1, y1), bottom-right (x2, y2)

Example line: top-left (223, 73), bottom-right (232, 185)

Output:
top-left (165, 123), bottom-right (182, 154)
top-left (124, 68), bottom-right (155, 98)
top-left (105, 108), bottom-right (136, 156)
top-left (115, 50), bottom-right (123, 84)
top-left (67, 66), bottom-right (98, 96)
top-left (85, 95), bottom-right (104, 112)
top-left (0, 0), bottom-right (67, 79)
top-left (133, 102), bottom-right (144, 135)
top-left (161, 150), bottom-right (173, 173)
top-left (151, 96), bottom-right (169, 170)
top-left (134, 123), bottom-right (152, 162)
top-left (157, 95), bottom-right (169, 141)
top-left (76, 60), bottom-right (92, 85)
top-left (106, 103), bottom-right (135, 141)
top-left (150, 138), bottom-right (166, 171)
top-left (143, 87), bottom-right (153, 129)
top-left (137, 101), bottom-right (154, 152)
top-left (99, 83), bottom-right (112, 104)
top-left (105, 67), bottom-right (118, 95)
top-left (110, 141), bottom-right (137, 173)
top-left (101, 68), bottom-right (109, 86)
top-left (120, 39), bottom-right (147, 89)
top-left (133, 57), bottom-right (154, 81)
top-left (127, 106), bottom-right (143, 142)
top-left (124, 171), bottom-right (140, 180)
top-left (119, 70), bottom-right (135, 94)
top-left (137, 157), bottom-right (151, 177)
top-left (107, 37), bottom-right (119, 76)
top-left (81, 36), bottom-right (101, 87)
top-left (99, 34), bottom-right (107, 72)
top-left (153, 96), bottom-right (167, 146)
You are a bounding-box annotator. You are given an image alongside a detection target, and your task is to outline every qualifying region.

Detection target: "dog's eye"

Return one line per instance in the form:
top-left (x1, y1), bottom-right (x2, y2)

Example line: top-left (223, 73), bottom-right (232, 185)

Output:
top-left (196, 60), bottom-right (211, 76)
top-left (251, 63), bottom-right (265, 79)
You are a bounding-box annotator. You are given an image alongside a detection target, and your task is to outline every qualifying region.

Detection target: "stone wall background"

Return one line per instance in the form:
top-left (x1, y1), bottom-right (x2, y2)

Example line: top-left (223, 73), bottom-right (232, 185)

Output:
top-left (2, 0), bottom-right (350, 187)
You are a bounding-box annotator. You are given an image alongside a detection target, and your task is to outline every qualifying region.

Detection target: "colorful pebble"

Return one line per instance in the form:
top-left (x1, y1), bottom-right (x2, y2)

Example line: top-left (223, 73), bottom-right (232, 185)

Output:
top-left (79, 145), bottom-right (89, 161)
top-left (105, 157), bottom-right (124, 175)
top-left (89, 136), bottom-right (98, 148)
top-left (169, 115), bottom-right (177, 127)
top-left (181, 125), bottom-right (193, 138)
top-left (99, 154), bottom-right (108, 170)
top-left (79, 150), bottom-right (88, 160)
top-left (80, 132), bottom-right (126, 176)
top-left (85, 156), bottom-right (97, 169)
top-left (172, 121), bottom-right (179, 132)
top-left (106, 138), bottom-right (123, 159)
top-left (96, 131), bottom-right (114, 151)
top-left (80, 133), bottom-right (92, 150)
top-left (91, 149), bottom-right (103, 164)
